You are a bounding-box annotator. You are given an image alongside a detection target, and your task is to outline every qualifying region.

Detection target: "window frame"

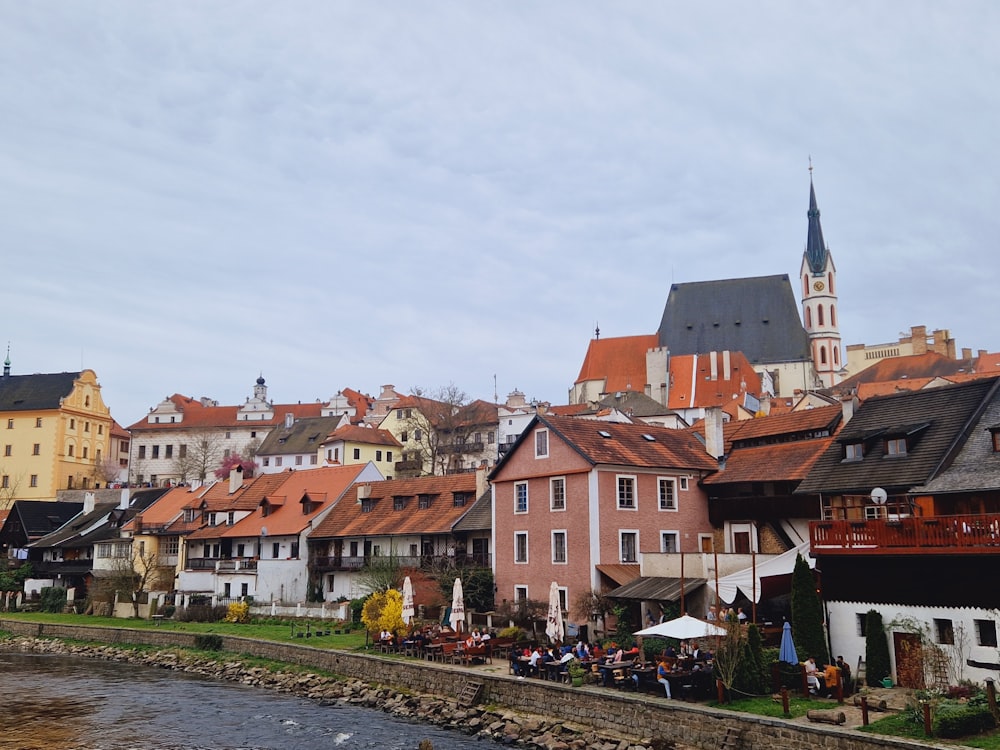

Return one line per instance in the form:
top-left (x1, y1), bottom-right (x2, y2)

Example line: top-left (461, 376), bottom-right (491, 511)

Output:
top-left (514, 531), bottom-right (528, 564)
top-left (619, 530), bottom-right (639, 563)
top-left (535, 428), bottom-right (549, 458)
top-left (617, 475), bottom-right (637, 510)
top-left (660, 530), bottom-right (679, 553)
top-left (550, 476), bottom-right (566, 512)
top-left (657, 476), bottom-right (678, 511)
top-left (514, 482), bottom-right (528, 514)
top-left (551, 530), bottom-right (567, 564)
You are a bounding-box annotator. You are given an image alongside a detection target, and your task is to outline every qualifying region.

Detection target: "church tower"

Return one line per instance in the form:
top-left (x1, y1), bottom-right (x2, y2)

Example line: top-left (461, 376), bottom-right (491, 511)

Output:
top-left (799, 170), bottom-right (843, 387)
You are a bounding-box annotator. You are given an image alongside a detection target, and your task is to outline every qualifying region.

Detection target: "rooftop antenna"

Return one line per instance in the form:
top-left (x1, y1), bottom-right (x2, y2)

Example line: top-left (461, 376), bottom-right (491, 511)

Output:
top-left (595, 321), bottom-right (600, 340)
top-left (493, 373), bottom-right (497, 404)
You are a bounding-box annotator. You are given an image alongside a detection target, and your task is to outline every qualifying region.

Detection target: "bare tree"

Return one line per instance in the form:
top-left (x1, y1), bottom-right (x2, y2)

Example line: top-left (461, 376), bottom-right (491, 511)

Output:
top-left (400, 384), bottom-right (494, 476)
top-left (0, 468), bottom-right (22, 510)
top-left (93, 455), bottom-right (122, 487)
top-left (99, 546), bottom-right (164, 618)
top-left (172, 432), bottom-right (224, 483)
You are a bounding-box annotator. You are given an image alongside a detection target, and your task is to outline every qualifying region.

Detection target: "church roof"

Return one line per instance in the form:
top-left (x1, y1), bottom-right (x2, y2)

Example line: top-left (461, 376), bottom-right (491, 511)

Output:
top-left (804, 179), bottom-right (829, 274)
top-left (574, 334), bottom-right (659, 391)
top-left (0, 372), bottom-right (81, 411)
top-left (656, 275), bottom-right (811, 365)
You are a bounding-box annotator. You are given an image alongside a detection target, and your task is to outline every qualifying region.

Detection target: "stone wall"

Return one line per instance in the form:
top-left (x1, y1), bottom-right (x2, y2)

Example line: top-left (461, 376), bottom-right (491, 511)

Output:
top-left (0, 619), bottom-right (927, 750)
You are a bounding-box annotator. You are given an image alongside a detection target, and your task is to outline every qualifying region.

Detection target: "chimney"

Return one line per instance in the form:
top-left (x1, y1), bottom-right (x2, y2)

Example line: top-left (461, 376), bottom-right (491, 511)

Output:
top-left (83, 491), bottom-right (96, 514)
top-left (704, 406), bottom-right (724, 460)
top-left (963, 347), bottom-right (972, 360)
top-left (229, 464), bottom-right (244, 494)
top-left (475, 466), bottom-right (488, 499)
top-left (119, 488), bottom-right (130, 509)
top-left (133, 513), bottom-right (143, 534)
top-left (284, 412), bottom-right (294, 429)
top-left (842, 394), bottom-right (859, 423)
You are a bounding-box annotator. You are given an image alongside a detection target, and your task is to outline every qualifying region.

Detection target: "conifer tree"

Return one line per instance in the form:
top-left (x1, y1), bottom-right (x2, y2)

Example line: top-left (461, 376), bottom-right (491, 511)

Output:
top-left (864, 610), bottom-right (892, 686)
top-left (791, 554), bottom-right (829, 665)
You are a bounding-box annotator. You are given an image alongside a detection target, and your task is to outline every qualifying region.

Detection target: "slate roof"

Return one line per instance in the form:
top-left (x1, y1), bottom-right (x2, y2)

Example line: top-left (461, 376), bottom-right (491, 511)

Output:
top-left (912, 382), bottom-right (1000, 494)
top-left (0, 500), bottom-right (83, 546)
top-left (492, 415), bottom-right (719, 478)
top-left (796, 377), bottom-right (1000, 495)
top-left (310, 473), bottom-right (479, 539)
top-left (574, 335), bottom-right (659, 392)
top-left (451, 489), bottom-right (492, 533)
top-left (656, 275), bottom-right (811, 364)
top-left (257, 415), bottom-right (344, 456)
top-left (0, 372), bottom-right (81, 411)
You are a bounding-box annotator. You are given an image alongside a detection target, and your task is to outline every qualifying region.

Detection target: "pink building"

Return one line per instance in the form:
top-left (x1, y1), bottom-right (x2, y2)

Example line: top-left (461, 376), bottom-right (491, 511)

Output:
top-left (490, 415), bottom-right (718, 637)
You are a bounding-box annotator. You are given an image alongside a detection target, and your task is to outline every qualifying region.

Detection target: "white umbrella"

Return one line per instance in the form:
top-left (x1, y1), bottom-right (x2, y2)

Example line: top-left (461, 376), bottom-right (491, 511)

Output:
top-left (448, 577), bottom-right (465, 632)
top-left (633, 614), bottom-right (727, 640)
top-left (545, 581), bottom-right (564, 644)
top-left (401, 576), bottom-right (415, 626)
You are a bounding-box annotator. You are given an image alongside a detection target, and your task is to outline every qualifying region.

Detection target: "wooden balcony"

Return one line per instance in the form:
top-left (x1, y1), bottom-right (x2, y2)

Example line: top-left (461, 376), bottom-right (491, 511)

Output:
top-left (310, 553), bottom-right (492, 572)
top-left (810, 513), bottom-right (1000, 556)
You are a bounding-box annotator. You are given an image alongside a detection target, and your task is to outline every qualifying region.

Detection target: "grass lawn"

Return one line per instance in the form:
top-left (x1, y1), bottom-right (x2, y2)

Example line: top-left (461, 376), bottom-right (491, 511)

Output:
top-left (0, 611), bottom-right (371, 651)
top-left (709, 694), bottom-right (834, 719)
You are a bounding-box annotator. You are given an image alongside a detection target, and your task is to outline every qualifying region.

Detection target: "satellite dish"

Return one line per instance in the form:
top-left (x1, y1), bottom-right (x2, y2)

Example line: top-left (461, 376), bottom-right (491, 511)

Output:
top-left (870, 487), bottom-right (888, 505)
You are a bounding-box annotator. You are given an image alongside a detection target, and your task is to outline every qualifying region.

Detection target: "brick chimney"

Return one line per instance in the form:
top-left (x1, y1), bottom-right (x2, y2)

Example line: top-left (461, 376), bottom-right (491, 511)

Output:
top-left (704, 406), bottom-right (724, 460)
top-left (229, 465), bottom-right (244, 494)
top-left (842, 393), bottom-right (859, 423)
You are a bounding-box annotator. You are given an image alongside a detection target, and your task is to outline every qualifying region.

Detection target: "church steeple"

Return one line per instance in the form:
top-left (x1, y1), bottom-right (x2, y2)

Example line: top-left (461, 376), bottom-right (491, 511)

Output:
top-left (799, 166), bottom-right (843, 388)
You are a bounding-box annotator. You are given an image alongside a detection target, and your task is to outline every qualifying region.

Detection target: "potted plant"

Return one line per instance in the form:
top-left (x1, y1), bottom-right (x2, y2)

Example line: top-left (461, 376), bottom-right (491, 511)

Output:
top-left (567, 658), bottom-right (587, 687)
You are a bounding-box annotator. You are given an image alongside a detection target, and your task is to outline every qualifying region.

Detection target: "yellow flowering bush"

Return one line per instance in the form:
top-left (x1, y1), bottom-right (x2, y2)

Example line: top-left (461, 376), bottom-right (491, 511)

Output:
top-left (361, 589), bottom-right (405, 636)
top-left (224, 600), bottom-right (250, 623)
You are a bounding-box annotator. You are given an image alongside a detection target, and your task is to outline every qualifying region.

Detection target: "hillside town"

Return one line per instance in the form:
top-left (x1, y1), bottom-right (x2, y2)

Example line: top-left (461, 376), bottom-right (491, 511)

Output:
top-left (3, 179), bottom-right (1000, 693)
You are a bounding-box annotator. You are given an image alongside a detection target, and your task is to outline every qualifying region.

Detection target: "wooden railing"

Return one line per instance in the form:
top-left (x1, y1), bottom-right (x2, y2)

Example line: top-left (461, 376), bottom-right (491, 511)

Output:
top-left (810, 513), bottom-right (1000, 555)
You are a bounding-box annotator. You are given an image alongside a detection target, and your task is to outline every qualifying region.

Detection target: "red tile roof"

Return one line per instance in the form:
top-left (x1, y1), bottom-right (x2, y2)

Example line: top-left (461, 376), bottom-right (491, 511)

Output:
top-left (127, 394), bottom-right (324, 431)
top-left (702, 438), bottom-right (833, 484)
top-left (666, 351), bottom-right (761, 410)
top-left (574, 335), bottom-right (659, 393)
top-left (310, 473), bottom-right (479, 539)
top-left (834, 352), bottom-right (976, 396)
top-left (324, 424), bottom-right (401, 447)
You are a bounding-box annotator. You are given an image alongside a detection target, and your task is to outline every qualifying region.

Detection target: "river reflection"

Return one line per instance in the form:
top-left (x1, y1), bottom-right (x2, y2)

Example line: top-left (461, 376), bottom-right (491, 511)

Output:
top-left (0, 653), bottom-right (497, 750)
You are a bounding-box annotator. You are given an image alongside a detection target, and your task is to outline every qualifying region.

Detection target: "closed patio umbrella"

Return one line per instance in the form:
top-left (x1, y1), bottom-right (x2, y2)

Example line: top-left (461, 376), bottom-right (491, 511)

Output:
top-left (401, 576), bottom-right (415, 626)
top-left (545, 581), bottom-right (564, 644)
top-left (449, 577), bottom-right (465, 632)
top-left (779, 621), bottom-right (799, 665)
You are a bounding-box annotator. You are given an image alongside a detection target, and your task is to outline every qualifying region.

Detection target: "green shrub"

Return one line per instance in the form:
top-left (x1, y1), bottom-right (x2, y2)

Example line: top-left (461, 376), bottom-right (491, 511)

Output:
top-left (176, 604), bottom-right (227, 623)
top-left (933, 704), bottom-right (996, 738)
top-left (39, 587), bottom-right (67, 613)
top-left (193, 634), bottom-right (224, 651)
top-left (497, 625), bottom-right (524, 641)
top-left (864, 610), bottom-right (892, 687)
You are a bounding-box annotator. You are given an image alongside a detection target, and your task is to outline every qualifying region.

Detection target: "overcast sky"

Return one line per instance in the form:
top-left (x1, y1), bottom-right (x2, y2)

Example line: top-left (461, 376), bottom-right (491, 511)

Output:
top-left (2, 2), bottom-right (998, 424)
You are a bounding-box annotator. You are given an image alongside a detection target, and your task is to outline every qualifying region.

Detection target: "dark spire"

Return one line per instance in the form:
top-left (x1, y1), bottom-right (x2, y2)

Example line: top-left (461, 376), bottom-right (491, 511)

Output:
top-left (805, 165), bottom-right (828, 274)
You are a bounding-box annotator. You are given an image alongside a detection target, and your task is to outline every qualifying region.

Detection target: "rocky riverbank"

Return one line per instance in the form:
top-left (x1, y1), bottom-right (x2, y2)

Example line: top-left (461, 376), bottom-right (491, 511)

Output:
top-left (1, 636), bottom-right (671, 750)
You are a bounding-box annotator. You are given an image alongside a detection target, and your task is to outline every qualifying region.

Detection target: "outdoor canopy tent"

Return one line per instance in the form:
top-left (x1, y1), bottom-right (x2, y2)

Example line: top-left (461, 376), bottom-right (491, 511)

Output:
top-left (706, 541), bottom-right (815, 604)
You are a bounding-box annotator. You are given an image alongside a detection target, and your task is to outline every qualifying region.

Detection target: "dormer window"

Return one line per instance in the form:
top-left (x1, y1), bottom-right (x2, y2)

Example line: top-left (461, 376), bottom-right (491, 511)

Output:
top-left (418, 494), bottom-right (432, 509)
top-left (989, 426), bottom-right (1000, 453)
top-left (843, 442), bottom-right (863, 461)
top-left (361, 498), bottom-right (374, 513)
top-left (393, 496), bottom-right (406, 511)
top-left (302, 500), bottom-right (315, 515)
top-left (453, 492), bottom-right (470, 507)
top-left (885, 437), bottom-right (907, 457)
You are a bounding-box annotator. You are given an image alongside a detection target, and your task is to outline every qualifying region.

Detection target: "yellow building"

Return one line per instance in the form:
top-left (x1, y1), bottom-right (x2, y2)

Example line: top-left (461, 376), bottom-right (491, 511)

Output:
top-left (0, 363), bottom-right (114, 507)
top-left (318, 423), bottom-right (401, 479)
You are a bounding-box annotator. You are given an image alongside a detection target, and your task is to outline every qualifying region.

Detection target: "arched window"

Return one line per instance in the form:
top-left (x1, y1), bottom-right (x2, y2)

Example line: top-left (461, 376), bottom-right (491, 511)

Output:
top-left (818, 305), bottom-right (825, 326)
top-left (820, 346), bottom-right (828, 365)
top-left (830, 305), bottom-right (837, 327)
top-left (828, 272), bottom-right (834, 294)
top-left (834, 347), bottom-right (840, 364)
top-left (805, 307), bottom-right (812, 327)
top-left (803, 277), bottom-right (809, 297)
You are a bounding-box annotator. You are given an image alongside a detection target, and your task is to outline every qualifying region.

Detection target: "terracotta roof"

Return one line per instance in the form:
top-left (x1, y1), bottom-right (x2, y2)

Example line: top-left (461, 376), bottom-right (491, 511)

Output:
top-left (124, 485), bottom-right (198, 530)
top-left (702, 438), bottom-right (833, 484)
top-left (719, 404), bottom-right (842, 451)
top-left (324, 423), bottom-right (401, 447)
top-left (340, 387), bottom-right (374, 423)
top-left (220, 464), bottom-right (369, 538)
top-left (126, 395), bottom-right (324, 431)
top-left (544, 403), bottom-right (592, 416)
top-left (595, 563), bottom-right (641, 586)
top-left (574, 334), bottom-right (659, 392)
top-left (525, 415), bottom-right (719, 472)
top-left (833, 352), bottom-right (977, 396)
top-left (310, 473), bottom-right (479, 539)
top-left (974, 352), bottom-right (1000, 373)
top-left (666, 351), bottom-right (761, 410)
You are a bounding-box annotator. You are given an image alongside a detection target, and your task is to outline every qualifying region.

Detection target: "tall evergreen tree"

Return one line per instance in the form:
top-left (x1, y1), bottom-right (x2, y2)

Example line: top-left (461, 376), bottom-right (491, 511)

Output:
top-left (864, 610), bottom-right (892, 687)
top-left (791, 554), bottom-right (829, 665)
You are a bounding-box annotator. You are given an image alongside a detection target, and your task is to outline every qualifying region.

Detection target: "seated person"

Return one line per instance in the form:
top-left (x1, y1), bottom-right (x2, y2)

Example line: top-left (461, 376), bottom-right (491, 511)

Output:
top-left (661, 645), bottom-right (677, 658)
top-left (379, 629), bottom-right (393, 643)
top-left (822, 662), bottom-right (841, 695)
top-left (803, 657), bottom-right (822, 693)
top-left (836, 655), bottom-right (853, 693)
top-left (656, 659), bottom-right (673, 698)
top-left (527, 646), bottom-right (543, 676)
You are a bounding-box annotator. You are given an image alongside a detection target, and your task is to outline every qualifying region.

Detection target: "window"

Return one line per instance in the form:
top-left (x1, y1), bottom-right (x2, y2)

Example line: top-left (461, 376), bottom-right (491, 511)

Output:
top-left (69, 419), bottom-right (75, 429)
top-left (361, 499), bottom-right (374, 513)
top-left (661, 531), bottom-right (679, 553)
top-left (679, 476), bottom-right (689, 491)
top-left (376, 450), bottom-right (382, 461)
top-left (30, 474), bottom-right (38, 487)
top-left (225, 431), bottom-right (231, 439)
top-left (272, 542), bottom-right (280, 559)
top-left (97, 543), bottom-right (113, 558)
top-left (401, 431), bottom-right (408, 442)
top-left (310, 455), bottom-right (317, 465)
top-left (263, 457), bottom-right (270, 466)
top-left (179, 443), bottom-right (187, 458)
top-left (183, 508), bottom-right (197, 523)
top-left (393, 497), bottom-right (406, 510)
top-left (550, 477), bottom-right (565, 511)
top-left (295, 455), bottom-right (303, 465)
top-left (976, 619), bottom-right (998, 647)
top-left (82, 447), bottom-right (88, 459)
top-left (552, 531), bottom-right (567, 563)
top-left (453, 492), bottom-right (470, 507)
top-left (514, 532), bottom-right (528, 563)
top-left (843, 442), bottom-right (863, 461)
top-left (658, 477), bottom-right (677, 511)
top-left (885, 437), bottom-right (907, 457)
top-left (488, 431), bottom-right (495, 444)
top-left (1, 475), bottom-right (8, 489)
top-left (3, 445), bottom-right (10, 457)
top-left (418, 494), bottom-right (432, 509)
top-left (152, 445), bottom-right (160, 459)
top-left (856, 613), bottom-right (868, 637)
top-left (620, 531), bottom-right (638, 563)
top-left (386, 451), bottom-right (392, 462)
top-left (514, 585), bottom-right (528, 603)
top-left (353, 448), bottom-right (361, 460)
top-left (535, 429), bottom-right (549, 458)
top-left (84, 421), bottom-right (90, 432)
top-left (241, 583), bottom-right (249, 597)
top-left (396, 410), bottom-right (403, 420)
top-left (165, 444), bottom-right (173, 459)
top-left (164, 537), bottom-right (179, 555)
top-left (67, 445), bottom-right (74, 457)
top-left (275, 457), bottom-right (283, 467)
top-left (934, 618), bottom-right (955, 645)
top-left (617, 476), bottom-right (636, 509)
top-left (414, 429), bottom-right (422, 441)
top-left (992, 429), bottom-right (1000, 453)
top-left (36, 417), bottom-right (42, 427)
top-left (515, 482), bottom-right (528, 513)
top-left (290, 542), bottom-right (299, 558)
top-left (5, 419), bottom-right (11, 429)
top-left (30, 443), bottom-right (40, 456)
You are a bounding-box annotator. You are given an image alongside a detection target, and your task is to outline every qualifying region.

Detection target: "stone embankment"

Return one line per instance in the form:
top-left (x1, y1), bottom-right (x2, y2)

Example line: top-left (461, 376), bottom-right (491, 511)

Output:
top-left (0, 637), bottom-right (666, 750)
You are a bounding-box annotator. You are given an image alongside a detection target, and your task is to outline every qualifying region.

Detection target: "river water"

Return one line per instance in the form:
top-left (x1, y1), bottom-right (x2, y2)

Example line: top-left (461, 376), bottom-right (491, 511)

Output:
top-left (0, 652), bottom-right (499, 750)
